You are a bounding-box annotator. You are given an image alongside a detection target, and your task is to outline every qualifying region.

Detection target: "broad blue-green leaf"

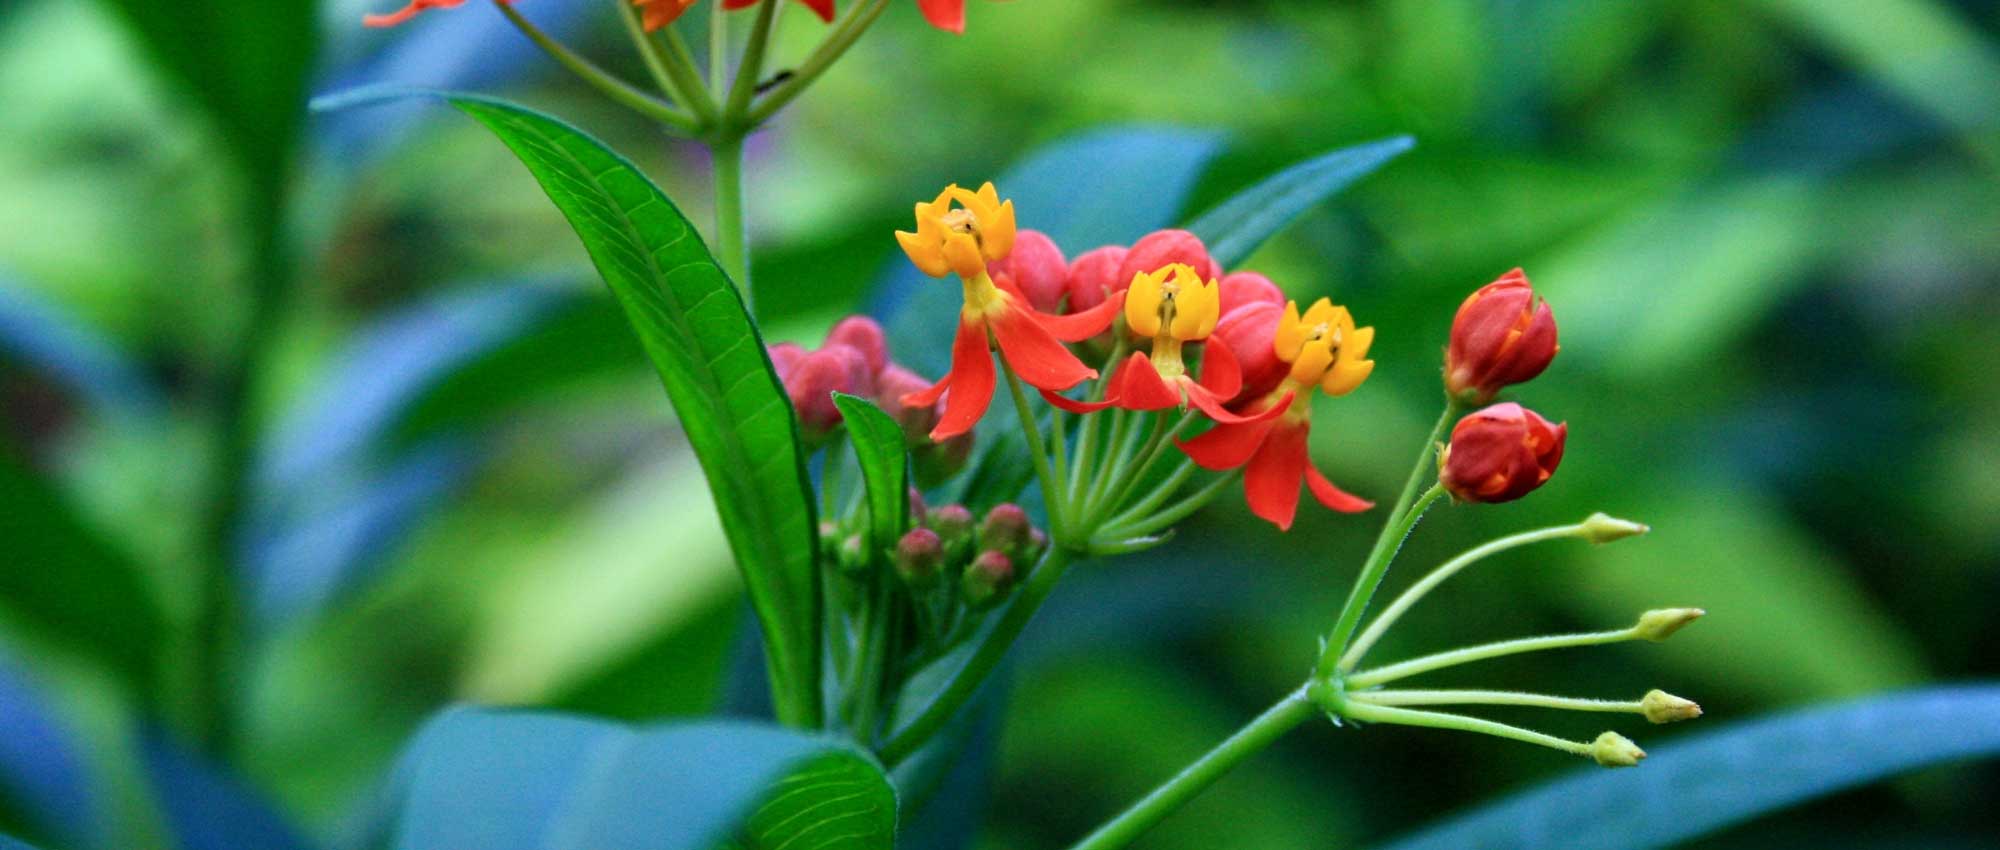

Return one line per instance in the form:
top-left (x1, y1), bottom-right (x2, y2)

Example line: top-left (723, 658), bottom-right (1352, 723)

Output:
top-left (0, 277), bottom-right (161, 418)
top-left (1375, 686), bottom-right (2000, 850)
top-left (314, 87), bottom-right (821, 726)
top-left (0, 834), bottom-right (40, 850)
top-left (832, 393), bottom-right (909, 555)
top-left (0, 657), bottom-right (96, 848)
top-left (141, 732), bottom-right (314, 850)
top-left (392, 708), bottom-right (896, 850)
top-left (1185, 135), bottom-right (1416, 269)
top-left (0, 451), bottom-right (164, 694)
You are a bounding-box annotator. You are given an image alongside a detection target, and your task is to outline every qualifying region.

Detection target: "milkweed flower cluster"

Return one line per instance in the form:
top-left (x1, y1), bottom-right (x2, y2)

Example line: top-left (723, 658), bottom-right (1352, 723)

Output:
top-left (365, 0), bottom-right (993, 33)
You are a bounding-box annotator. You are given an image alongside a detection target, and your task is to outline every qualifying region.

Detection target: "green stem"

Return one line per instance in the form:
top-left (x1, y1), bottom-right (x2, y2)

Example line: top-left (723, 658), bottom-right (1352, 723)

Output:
top-left (878, 545), bottom-right (1076, 765)
top-left (1349, 689), bottom-right (1646, 716)
top-left (1100, 458), bottom-right (1194, 530)
top-left (1097, 469), bottom-right (1238, 541)
top-left (658, 26), bottom-right (722, 122)
top-left (1091, 411), bottom-right (1194, 527)
top-left (711, 134), bottom-right (753, 303)
top-left (1001, 361), bottom-right (1067, 540)
top-left (708, 0), bottom-right (730, 101)
top-left (612, 0), bottom-right (690, 106)
top-left (1337, 699), bottom-right (1594, 758)
top-left (499, 3), bottom-right (701, 133)
top-left (747, 0), bottom-right (891, 124)
top-left (1067, 688), bottom-right (1317, 850)
top-left (1339, 518), bottom-right (1589, 671)
top-left (1345, 626), bottom-right (1641, 689)
top-left (724, 0), bottom-right (780, 121)
top-left (1315, 398), bottom-right (1458, 678)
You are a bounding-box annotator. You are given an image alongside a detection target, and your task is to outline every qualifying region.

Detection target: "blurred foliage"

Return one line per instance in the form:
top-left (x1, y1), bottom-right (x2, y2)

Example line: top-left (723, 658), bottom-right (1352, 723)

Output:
top-left (2, 0), bottom-right (1998, 847)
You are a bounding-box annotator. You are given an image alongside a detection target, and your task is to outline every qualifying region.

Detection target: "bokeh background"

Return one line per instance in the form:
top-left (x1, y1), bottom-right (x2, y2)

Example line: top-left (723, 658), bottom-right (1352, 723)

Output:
top-left (2, 0), bottom-right (1998, 848)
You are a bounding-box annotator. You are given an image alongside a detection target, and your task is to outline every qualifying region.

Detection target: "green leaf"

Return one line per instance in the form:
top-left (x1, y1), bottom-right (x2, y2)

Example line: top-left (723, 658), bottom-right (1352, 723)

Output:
top-left (1185, 135), bottom-right (1415, 269)
top-left (0, 451), bottom-right (164, 694)
top-left (831, 393), bottom-right (909, 556)
top-left (393, 709), bottom-right (896, 850)
top-left (94, 0), bottom-right (318, 211)
top-left (314, 86), bottom-right (821, 727)
top-left (1377, 686), bottom-right (2000, 850)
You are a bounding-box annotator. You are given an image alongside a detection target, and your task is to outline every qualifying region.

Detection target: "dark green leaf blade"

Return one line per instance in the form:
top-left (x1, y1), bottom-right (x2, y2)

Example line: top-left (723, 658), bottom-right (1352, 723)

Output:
top-left (1376, 686), bottom-right (2000, 850)
top-left (831, 393), bottom-right (908, 555)
top-left (1185, 135), bottom-right (1415, 269)
top-left (314, 86), bottom-right (820, 727)
top-left (393, 708), bottom-right (895, 850)
top-left (0, 452), bottom-right (164, 694)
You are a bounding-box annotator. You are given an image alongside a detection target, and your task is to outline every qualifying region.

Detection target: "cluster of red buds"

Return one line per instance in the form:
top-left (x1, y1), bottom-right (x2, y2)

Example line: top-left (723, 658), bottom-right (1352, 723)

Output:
top-left (892, 502), bottom-right (1046, 611)
top-left (1435, 270), bottom-right (1567, 504)
top-left (770, 316), bottom-right (971, 485)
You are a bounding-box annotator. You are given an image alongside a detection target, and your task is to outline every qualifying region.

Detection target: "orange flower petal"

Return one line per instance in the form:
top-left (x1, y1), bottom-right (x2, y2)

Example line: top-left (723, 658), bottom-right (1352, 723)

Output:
top-left (1186, 385), bottom-right (1290, 425)
top-left (931, 317), bottom-right (996, 440)
top-left (916, 0), bottom-right (966, 33)
top-left (1304, 461), bottom-right (1373, 513)
top-left (988, 300), bottom-right (1096, 391)
top-left (1113, 357), bottom-right (1183, 411)
top-left (1176, 415), bottom-right (1278, 471)
top-left (363, 0), bottom-right (472, 27)
top-left (1244, 421), bottom-right (1309, 530)
top-left (1194, 340), bottom-right (1241, 401)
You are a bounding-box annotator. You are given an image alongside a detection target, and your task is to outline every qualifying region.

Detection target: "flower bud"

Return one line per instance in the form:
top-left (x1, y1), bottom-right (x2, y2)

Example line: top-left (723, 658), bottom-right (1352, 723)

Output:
top-left (907, 486), bottom-right (928, 527)
top-left (1640, 689), bottom-right (1702, 724)
top-left (1576, 512), bottom-right (1648, 544)
top-left (1633, 608), bottom-right (1705, 642)
top-left (1065, 245), bottom-right (1129, 313)
top-left (1217, 271), bottom-right (1285, 318)
top-left (1438, 403), bottom-right (1566, 504)
top-left (874, 364), bottom-right (941, 446)
top-left (783, 346), bottom-right (876, 444)
top-left (823, 315), bottom-right (888, 376)
top-left (928, 504), bottom-right (976, 553)
top-left (1212, 301), bottom-right (1286, 403)
top-left (992, 229), bottom-right (1068, 313)
top-left (978, 503), bottom-right (1031, 554)
top-left (1444, 268), bottom-right (1557, 404)
top-left (769, 342), bottom-right (806, 380)
top-left (1589, 731), bottom-right (1645, 767)
top-left (1116, 230), bottom-right (1221, 293)
top-left (962, 549), bottom-right (1016, 608)
top-left (894, 528), bottom-right (945, 587)
top-left (837, 533), bottom-right (867, 573)
top-left (914, 431), bottom-right (973, 488)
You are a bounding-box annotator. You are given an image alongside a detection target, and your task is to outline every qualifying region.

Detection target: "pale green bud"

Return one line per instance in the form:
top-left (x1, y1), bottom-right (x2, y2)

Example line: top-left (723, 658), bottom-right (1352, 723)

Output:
top-left (1579, 512), bottom-right (1648, 544)
top-left (1640, 689), bottom-right (1702, 724)
top-left (1590, 731), bottom-right (1646, 767)
top-left (1634, 607), bottom-right (1705, 642)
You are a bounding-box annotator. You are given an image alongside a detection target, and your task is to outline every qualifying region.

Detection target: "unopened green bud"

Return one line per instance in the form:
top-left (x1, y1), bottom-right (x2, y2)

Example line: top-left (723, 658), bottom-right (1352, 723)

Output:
top-left (1580, 512), bottom-right (1649, 544)
top-left (929, 504), bottom-right (974, 542)
top-left (1634, 607), bottom-right (1705, 642)
top-left (1589, 731), bottom-right (1646, 767)
top-left (838, 533), bottom-right (867, 573)
top-left (1640, 689), bottom-right (1702, 724)
top-left (894, 528), bottom-right (944, 587)
top-left (978, 503), bottom-right (1031, 554)
top-left (962, 550), bottom-right (1016, 609)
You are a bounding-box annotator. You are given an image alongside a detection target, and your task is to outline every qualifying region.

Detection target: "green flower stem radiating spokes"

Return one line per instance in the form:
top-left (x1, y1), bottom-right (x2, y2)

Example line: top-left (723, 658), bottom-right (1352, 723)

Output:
top-left (748, 0), bottom-right (893, 124)
top-left (1317, 401), bottom-right (1459, 677)
top-left (500, 3), bottom-right (700, 133)
top-left (1346, 626), bottom-right (1648, 689)
top-left (1065, 688), bottom-right (1318, 850)
top-left (1352, 689), bottom-right (1652, 716)
top-left (1339, 519), bottom-right (1600, 671)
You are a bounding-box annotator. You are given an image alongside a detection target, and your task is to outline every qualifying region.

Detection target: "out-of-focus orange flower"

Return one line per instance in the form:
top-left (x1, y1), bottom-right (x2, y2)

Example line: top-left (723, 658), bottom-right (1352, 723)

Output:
top-left (916, 0), bottom-right (1009, 34)
top-left (1179, 298), bottom-right (1376, 530)
top-left (362, 0), bottom-right (836, 30)
top-left (1444, 268), bottom-right (1557, 404)
top-left (1041, 265), bottom-right (1282, 425)
top-left (1438, 402), bottom-right (1566, 503)
top-left (895, 184), bottom-right (1121, 440)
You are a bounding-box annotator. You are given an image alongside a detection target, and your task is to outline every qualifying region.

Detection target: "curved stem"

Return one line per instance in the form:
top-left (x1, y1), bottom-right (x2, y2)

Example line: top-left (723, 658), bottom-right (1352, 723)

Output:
top-left (724, 0), bottom-right (780, 121)
top-left (1067, 688), bottom-right (1317, 850)
top-left (658, 26), bottom-right (721, 121)
top-left (748, 0), bottom-right (891, 124)
top-left (1345, 626), bottom-right (1641, 689)
top-left (612, 0), bottom-right (691, 107)
top-left (1350, 689), bottom-right (1645, 716)
top-left (1100, 458), bottom-right (1194, 530)
top-left (879, 545), bottom-right (1076, 765)
top-left (1337, 699), bottom-right (1593, 758)
top-left (1000, 361), bottom-right (1067, 540)
top-left (1340, 519), bottom-right (1590, 671)
top-left (1315, 398), bottom-right (1457, 678)
top-left (499, 3), bottom-right (700, 133)
top-left (1097, 469), bottom-right (1239, 541)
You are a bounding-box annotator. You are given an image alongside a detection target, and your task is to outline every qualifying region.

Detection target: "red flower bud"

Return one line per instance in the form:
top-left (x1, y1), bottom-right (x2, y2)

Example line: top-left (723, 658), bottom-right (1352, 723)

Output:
top-left (1444, 269), bottom-right (1558, 404)
top-left (768, 342), bottom-right (806, 380)
top-left (1117, 230), bottom-right (1221, 294)
top-left (962, 549), bottom-right (1016, 608)
top-left (823, 315), bottom-right (889, 376)
top-left (784, 345), bottom-right (875, 442)
top-left (977, 503), bottom-right (1031, 554)
top-left (1217, 271), bottom-right (1285, 318)
top-left (1065, 245), bottom-right (1129, 313)
top-left (875, 364), bottom-right (941, 445)
top-left (894, 527), bottom-right (944, 587)
top-left (927, 504), bottom-right (975, 550)
top-left (1212, 301), bottom-right (1287, 403)
top-left (1439, 402), bottom-right (1567, 503)
top-left (991, 229), bottom-right (1068, 313)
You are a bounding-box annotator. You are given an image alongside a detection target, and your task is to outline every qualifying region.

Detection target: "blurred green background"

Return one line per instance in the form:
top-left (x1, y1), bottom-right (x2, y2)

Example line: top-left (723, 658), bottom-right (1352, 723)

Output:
top-left (2, 0), bottom-right (1997, 848)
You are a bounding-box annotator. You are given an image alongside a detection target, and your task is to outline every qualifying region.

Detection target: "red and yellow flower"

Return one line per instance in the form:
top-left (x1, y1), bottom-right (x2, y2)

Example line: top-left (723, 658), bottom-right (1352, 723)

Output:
top-left (1179, 298), bottom-right (1377, 530)
top-left (1041, 264), bottom-right (1285, 425)
top-left (894, 183), bottom-right (1121, 440)
top-left (362, 0), bottom-right (837, 30)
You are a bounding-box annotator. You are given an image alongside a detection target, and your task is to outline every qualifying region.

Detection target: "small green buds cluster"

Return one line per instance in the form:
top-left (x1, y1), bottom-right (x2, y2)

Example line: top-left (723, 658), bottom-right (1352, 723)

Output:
top-left (891, 502), bottom-right (1047, 610)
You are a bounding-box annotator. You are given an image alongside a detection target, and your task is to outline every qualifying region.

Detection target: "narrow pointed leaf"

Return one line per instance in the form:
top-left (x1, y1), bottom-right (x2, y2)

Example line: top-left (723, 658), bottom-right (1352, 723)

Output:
top-left (831, 393), bottom-right (909, 555)
top-left (1186, 135), bottom-right (1416, 269)
top-left (312, 86), bottom-right (821, 726)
